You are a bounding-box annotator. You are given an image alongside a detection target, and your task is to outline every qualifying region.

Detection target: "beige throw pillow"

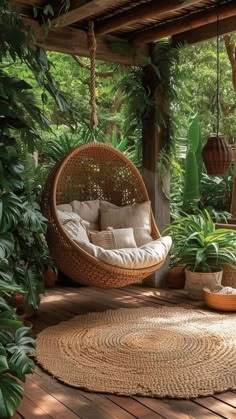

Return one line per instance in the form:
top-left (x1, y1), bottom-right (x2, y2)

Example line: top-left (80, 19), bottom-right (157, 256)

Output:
top-left (100, 201), bottom-right (152, 246)
top-left (90, 228), bottom-right (137, 250)
top-left (57, 203), bottom-right (73, 213)
top-left (70, 200), bottom-right (100, 231)
top-left (57, 210), bottom-right (90, 244)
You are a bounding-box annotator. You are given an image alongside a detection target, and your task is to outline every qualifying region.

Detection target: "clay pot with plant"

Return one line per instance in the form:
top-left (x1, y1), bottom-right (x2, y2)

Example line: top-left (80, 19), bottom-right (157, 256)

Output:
top-left (164, 210), bottom-right (236, 300)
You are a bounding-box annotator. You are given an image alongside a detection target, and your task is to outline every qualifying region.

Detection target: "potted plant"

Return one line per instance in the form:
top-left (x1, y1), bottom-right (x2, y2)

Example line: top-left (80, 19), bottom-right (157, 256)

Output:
top-left (164, 210), bottom-right (236, 300)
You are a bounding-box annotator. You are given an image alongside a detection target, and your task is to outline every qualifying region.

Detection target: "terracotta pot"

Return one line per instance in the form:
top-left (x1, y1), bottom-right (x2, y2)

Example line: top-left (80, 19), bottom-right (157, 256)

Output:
top-left (13, 293), bottom-right (25, 311)
top-left (167, 266), bottom-right (186, 289)
top-left (20, 316), bottom-right (33, 329)
top-left (202, 135), bottom-right (233, 175)
top-left (185, 268), bottom-right (223, 301)
top-left (44, 267), bottom-right (57, 288)
top-left (13, 293), bottom-right (37, 319)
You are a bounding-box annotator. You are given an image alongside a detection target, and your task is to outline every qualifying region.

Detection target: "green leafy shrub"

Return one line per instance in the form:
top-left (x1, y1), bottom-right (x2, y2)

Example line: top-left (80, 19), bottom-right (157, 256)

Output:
top-left (0, 281), bottom-right (35, 419)
top-left (164, 210), bottom-right (236, 272)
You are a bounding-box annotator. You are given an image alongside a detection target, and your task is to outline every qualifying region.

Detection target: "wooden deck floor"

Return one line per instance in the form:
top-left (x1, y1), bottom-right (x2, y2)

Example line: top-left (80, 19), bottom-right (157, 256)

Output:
top-left (13, 284), bottom-right (236, 419)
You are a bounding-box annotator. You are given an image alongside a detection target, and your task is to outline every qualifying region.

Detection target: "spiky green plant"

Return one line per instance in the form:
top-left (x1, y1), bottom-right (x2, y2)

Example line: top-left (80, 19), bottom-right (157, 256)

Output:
top-left (164, 210), bottom-right (236, 272)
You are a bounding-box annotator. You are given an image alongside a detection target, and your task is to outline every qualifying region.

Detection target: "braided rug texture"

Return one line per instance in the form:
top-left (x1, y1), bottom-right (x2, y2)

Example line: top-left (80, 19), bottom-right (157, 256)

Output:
top-left (36, 306), bottom-right (236, 398)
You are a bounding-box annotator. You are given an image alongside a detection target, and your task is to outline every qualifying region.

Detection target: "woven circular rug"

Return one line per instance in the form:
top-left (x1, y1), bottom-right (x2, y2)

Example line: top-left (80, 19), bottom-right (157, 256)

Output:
top-left (36, 306), bottom-right (236, 398)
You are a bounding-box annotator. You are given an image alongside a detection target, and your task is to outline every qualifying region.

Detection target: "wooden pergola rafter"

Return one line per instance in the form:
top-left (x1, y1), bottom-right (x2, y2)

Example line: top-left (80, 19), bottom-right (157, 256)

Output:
top-left (10, 0), bottom-right (236, 63)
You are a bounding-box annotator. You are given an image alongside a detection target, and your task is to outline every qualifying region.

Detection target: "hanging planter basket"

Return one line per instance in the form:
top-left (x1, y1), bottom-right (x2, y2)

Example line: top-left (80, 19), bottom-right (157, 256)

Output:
top-left (202, 134), bottom-right (233, 175)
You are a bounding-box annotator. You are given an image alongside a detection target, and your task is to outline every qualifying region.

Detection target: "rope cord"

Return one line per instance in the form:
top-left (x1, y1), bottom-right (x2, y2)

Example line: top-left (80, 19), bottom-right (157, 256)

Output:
top-left (87, 21), bottom-right (98, 135)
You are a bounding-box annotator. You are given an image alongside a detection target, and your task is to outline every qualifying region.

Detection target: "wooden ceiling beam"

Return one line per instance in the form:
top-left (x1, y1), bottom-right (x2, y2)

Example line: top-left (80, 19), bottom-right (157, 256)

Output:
top-left (132, 0), bottom-right (236, 44)
top-left (9, 0), bottom-right (43, 5)
top-left (23, 18), bottom-right (149, 65)
top-left (95, 0), bottom-right (202, 36)
top-left (172, 15), bottom-right (236, 44)
top-left (50, 0), bottom-right (115, 28)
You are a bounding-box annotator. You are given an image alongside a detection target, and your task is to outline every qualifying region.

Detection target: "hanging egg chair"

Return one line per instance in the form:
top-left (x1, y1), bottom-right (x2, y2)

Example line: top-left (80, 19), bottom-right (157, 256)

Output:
top-left (41, 143), bottom-right (169, 288)
top-left (41, 22), bottom-right (170, 288)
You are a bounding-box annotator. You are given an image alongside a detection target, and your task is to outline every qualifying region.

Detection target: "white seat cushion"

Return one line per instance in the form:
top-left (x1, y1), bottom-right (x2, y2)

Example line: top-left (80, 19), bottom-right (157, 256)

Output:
top-left (77, 236), bottom-right (172, 270)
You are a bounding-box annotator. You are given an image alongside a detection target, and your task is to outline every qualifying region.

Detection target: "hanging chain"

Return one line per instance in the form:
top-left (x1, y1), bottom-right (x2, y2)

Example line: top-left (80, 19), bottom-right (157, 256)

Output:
top-left (216, 3), bottom-right (220, 137)
top-left (87, 21), bottom-right (98, 140)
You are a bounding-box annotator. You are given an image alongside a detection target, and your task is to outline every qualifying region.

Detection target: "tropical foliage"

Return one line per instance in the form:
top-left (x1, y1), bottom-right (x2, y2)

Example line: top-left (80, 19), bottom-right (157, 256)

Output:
top-left (165, 210), bottom-right (236, 272)
top-left (0, 282), bottom-right (35, 419)
top-left (0, 1), bottom-right (69, 416)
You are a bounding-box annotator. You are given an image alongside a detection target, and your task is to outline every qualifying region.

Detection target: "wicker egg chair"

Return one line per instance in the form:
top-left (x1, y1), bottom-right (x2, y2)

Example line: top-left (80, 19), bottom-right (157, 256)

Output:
top-left (41, 142), bottom-right (165, 288)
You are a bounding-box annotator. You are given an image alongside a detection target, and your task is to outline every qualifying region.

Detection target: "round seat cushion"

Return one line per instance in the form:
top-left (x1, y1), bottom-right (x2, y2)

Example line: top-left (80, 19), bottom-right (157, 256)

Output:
top-left (77, 236), bottom-right (172, 270)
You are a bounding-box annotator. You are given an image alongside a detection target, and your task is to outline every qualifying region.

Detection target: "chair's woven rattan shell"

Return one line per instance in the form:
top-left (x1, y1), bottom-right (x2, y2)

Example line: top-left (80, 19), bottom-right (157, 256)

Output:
top-left (41, 143), bottom-right (163, 288)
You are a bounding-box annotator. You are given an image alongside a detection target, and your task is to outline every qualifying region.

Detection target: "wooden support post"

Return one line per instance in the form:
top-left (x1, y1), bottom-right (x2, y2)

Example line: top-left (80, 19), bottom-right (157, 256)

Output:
top-left (231, 145), bottom-right (236, 221)
top-left (142, 63), bottom-right (171, 288)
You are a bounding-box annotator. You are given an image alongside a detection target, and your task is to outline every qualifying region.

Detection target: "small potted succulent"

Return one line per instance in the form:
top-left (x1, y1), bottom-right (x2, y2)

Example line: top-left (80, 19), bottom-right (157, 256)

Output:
top-left (165, 210), bottom-right (236, 300)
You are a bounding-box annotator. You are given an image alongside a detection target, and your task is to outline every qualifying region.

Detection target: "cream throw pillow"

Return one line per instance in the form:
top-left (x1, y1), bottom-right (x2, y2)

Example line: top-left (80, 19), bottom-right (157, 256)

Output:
top-left (57, 203), bottom-right (73, 213)
top-left (90, 228), bottom-right (137, 250)
top-left (100, 201), bottom-right (152, 246)
top-left (58, 200), bottom-right (100, 231)
top-left (57, 210), bottom-right (90, 244)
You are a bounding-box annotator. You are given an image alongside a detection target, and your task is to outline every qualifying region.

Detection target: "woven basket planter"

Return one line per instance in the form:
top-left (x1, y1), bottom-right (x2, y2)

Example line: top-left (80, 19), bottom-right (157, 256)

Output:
top-left (185, 269), bottom-right (223, 300)
top-left (202, 135), bottom-right (233, 175)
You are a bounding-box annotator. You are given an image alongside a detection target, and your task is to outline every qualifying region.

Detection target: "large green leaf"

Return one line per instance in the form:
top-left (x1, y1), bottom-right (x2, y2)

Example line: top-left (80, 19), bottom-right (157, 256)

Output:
top-left (183, 151), bottom-right (200, 210)
top-left (7, 327), bottom-right (35, 381)
top-left (0, 345), bottom-right (8, 374)
top-left (0, 233), bottom-right (14, 259)
top-left (0, 374), bottom-right (23, 419)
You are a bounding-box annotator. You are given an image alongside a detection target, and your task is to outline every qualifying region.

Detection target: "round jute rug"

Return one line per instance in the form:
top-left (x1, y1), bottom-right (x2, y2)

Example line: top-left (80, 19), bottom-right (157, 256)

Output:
top-left (36, 306), bottom-right (236, 398)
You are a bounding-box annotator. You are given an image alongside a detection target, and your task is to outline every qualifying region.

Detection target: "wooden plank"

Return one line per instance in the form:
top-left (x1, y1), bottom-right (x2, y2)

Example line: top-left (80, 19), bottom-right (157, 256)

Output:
top-left (109, 287), bottom-right (175, 306)
top-left (22, 379), bottom-right (79, 419)
top-left (79, 391), bottom-right (137, 419)
top-left (134, 397), bottom-right (190, 419)
top-left (166, 399), bottom-right (223, 418)
top-left (51, 0), bottom-right (116, 28)
top-left (172, 15), bottom-right (236, 45)
top-left (214, 392), bottom-right (236, 408)
top-left (10, 0), bottom-right (43, 6)
top-left (127, 285), bottom-right (202, 307)
top-left (107, 395), bottom-right (164, 418)
top-left (22, 18), bottom-right (149, 65)
top-left (34, 366), bottom-right (136, 419)
top-left (12, 413), bottom-right (23, 419)
top-left (194, 396), bottom-right (236, 418)
top-left (17, 394), bottom-right (52, 419)
top-left (95, 0), bottom-right (203, 35)
top-left (132, 0), bottom-right (236, 44)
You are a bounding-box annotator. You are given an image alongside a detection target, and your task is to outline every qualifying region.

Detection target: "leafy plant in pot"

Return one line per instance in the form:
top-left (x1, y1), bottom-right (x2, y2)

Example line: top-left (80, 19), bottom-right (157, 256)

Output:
top-left (164, 210), bottom-right (236, 300)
